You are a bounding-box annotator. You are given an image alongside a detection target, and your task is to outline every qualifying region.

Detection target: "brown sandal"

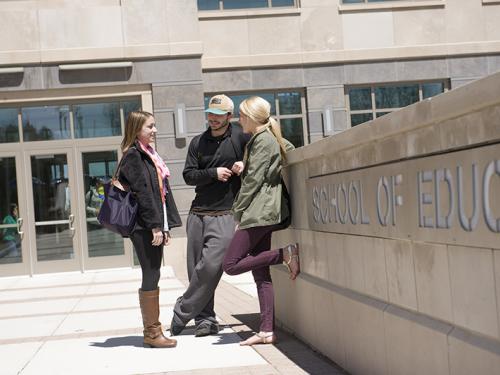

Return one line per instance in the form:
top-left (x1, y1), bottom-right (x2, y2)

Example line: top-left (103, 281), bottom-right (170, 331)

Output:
top-left (283, 243), bottom-right (300, 280)
top-left (239, 332), bottom-right (277, 346)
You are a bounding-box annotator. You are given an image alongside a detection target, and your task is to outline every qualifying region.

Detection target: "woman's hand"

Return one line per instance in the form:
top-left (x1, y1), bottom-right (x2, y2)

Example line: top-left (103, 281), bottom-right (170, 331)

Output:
top-left (163, 231), bottom-right (171, 246)
top-left (234, 222), bottom-right (240, 232)
top-left (151, 228), bottom-right (163, 246)
top-left (231, 161), bottom-right (244, 176)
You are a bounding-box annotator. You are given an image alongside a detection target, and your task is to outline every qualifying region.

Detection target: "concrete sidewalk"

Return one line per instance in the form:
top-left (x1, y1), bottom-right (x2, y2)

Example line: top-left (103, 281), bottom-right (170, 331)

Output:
top-left (0, 264), bottom-right (346, 375)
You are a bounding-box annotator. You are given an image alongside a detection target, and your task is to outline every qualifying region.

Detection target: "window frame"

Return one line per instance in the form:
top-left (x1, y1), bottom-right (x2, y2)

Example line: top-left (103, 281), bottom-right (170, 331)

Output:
top-left (204, 89), bottom-right (309, 147)
top-left (0, 96), bottom-right (142, 144)
top-left (346, 80), bottom-right (449, 127)
top-left (198, 0), bottom-right (299, 11)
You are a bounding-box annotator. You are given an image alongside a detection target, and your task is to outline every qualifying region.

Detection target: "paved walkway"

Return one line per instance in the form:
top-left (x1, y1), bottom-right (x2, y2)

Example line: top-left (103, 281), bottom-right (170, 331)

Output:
top-left (0, 263), bottom-right (346, 375)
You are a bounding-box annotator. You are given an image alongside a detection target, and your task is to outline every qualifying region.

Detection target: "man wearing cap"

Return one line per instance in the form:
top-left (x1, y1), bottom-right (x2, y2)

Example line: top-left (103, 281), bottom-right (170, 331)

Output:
top-left (170, 94), bottom-right (250, 337)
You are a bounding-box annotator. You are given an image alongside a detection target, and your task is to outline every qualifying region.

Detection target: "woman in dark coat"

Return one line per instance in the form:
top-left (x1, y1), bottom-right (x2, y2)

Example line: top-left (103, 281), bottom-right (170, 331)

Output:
top-left (119, 110), bottom-right (181, 348)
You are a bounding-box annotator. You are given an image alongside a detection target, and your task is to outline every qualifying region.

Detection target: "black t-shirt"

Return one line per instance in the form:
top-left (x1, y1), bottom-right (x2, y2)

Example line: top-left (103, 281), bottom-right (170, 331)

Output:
top-left (183, 124), bottom-right (250, 213)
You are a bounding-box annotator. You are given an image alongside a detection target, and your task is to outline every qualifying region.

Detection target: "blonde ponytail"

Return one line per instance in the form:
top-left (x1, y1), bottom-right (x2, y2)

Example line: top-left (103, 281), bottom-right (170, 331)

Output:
top-left (267, 117), bottom-right (287, 163)
top-left (240, 96), bottom-right (288, 163)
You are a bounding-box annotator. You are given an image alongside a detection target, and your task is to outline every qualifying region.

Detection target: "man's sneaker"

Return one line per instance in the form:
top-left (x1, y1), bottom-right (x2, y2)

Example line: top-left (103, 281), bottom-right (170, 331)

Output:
top-left (194, 322), bottom-right (219, 337)
top-left (169, 318), bottom-right (185, 336)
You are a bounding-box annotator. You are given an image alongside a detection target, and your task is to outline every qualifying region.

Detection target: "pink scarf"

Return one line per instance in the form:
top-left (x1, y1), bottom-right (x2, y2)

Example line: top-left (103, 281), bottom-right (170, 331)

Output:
top-left (138, 141), bottom-right (170, 202)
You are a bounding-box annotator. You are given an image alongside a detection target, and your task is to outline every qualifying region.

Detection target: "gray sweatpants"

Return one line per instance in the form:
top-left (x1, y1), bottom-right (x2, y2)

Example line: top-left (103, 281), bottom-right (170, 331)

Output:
top-left (172, 213), bottom-right (235, 326)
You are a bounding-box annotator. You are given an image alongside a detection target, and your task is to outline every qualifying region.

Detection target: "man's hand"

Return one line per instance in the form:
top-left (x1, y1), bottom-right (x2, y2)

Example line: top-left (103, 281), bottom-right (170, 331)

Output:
top-left (217, 167), bottom-right (232, 182)
top-left (231, 161), bottom-right (244, 176)
top-left (163, 231), bottom-right (171, 246)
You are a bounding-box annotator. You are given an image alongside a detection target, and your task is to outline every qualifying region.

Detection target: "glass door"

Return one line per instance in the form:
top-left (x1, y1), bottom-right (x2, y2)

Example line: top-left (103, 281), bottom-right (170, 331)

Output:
top-left (26, 149), bottom-right (81, 273)
top-left (77, 147), bottom-right (131, 269)
top-left (0, 152), bottom-right (29, 276)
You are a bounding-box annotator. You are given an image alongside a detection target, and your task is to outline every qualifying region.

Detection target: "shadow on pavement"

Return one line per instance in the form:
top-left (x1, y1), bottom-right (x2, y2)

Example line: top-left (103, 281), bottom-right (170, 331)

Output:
top-left (233, 313), bottom-right (348, 375)
top-left (90, 336), bottom-right (144, 348)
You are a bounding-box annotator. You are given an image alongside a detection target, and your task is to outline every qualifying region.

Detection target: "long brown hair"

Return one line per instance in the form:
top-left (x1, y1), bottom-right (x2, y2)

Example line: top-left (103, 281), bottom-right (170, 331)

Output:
top-left (240, 96), bottom-right (287, 162)
top-left (121, 110), bottom-right (153, 152)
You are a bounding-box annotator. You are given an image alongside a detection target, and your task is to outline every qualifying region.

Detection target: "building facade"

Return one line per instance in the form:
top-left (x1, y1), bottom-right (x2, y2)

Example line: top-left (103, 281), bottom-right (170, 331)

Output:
top-left (0, 0), bottom-right (499, 276)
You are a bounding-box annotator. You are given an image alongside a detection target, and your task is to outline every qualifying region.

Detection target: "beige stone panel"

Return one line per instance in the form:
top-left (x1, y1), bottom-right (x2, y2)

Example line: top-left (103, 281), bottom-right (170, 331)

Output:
top-left (0, 50), bottom-right (41, 65)
top-left (38, 6), bottom-right (123, 49)
top-left (372, 99), bottom-right (433, 145)
top-left (326, 232), bottom-right (346, 288)
top-left (342, 11), bottom-right (394, 50)
top-left (121, 0), bottom-right (168, 45)
top-left (343, 235), bottom-right (366, 294)
top-left (306, 231), bottom-right (329, 281)
top-left (297, 230), bottom-right (315, 278)
top-left (384, 306), bottom-right (451, 375)
top-left (385, 239), bottom-right (418, 310)
top-left (430, 72), bottom-right (500, 123)
top-left (123, 43), bottom-right (170, 58)
top-left (289, 163), bottom-right (309, 230)
top-left (445, 0), bottom-right (485, 43)
top-left (300, 7), bottom-right (342, 52)
top-left (448, 245), bottom-right (499, 339)
top-left (341, 293), bottom-right (388, 375)
top-left (364, 237), bottom-right (388, 301)
top-left (413, 242), bottom-right (453, 322)
top-left (199, 19), bottom-right (249, 58)
top-left (273, 268), bottom-right (297, 331)
top-left (405, 123), bottom-right (444, 159)
top-left (0, 8), bottom-right (39, 51)
top-left (311, 286), bottom-right (347, 369)
top-left (40, 46), bottom-right (125, 62)
top-left (166, 0), bottom-right (200, 44)
top-left (448, 327), bottom-right (500, 375)
top-left (169, 41), bottom-right (204, 56)
top-left (392, 8), bottom-right (446, 46)
top-left (495, 251), bottom-right (500, 339)
top-left (247, 16), bottom-right (301, 55)
top-left (293, 276), bottom-right (316, 346)
top-left (301, 0), bottom-right (334, 7)
top-left (409, 145), bottom-right (500, 250)
top-left (436, 104), bottom-right (500, 152)
top-left (484, 5), bottom-right (500, 41)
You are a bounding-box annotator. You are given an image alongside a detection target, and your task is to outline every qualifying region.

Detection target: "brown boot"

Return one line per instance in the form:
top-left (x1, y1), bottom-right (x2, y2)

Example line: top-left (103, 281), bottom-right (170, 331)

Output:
top-left (138, 288), bottom-right (177, 348)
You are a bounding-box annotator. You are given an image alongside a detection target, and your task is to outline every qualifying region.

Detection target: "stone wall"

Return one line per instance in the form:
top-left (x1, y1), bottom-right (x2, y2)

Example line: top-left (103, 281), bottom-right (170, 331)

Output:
top-left (271, 71), bottom-right (500, 375)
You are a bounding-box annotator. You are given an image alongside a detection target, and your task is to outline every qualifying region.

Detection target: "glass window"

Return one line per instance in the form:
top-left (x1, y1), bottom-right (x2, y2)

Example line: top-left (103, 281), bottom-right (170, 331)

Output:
top-left (198, 0), bottom-right (219, 10)
top-left (82, 151), bottom-right (124, 258)
top-left (0, 108), bottom-right (19, 143)
top-left (278, 92), bottom-right (301, 115)
top-left (375, 84), bottom-right (419, 109)
top-left (349, 88), bottom-right (372, 111)
top-left (31, 154), bottom-right (74, 261)
top-left (224, 0), bottom-right (267, 8)
top-left (0, 157), bottom-right (22, 264)
top-left (73, 102), bottom-right (121, 139)
top-left (422, 82), bottom-right (444, 99)
top-left (198, 0), bottom-right (296, 10)
top-left (22, 106), bottom-right (70, 141)
top-left (280, 118), bottom-right (303, 148)
top-left (348, 80), bottom-right (447, 127)
top-left (351, 113), bottom-right (373, 127)
top-left (122, 98), bottom-right (142, 123)
top-left (205, 90), bottom-right (306, 147)
top-left (271, 0), bottom-right (295, 6)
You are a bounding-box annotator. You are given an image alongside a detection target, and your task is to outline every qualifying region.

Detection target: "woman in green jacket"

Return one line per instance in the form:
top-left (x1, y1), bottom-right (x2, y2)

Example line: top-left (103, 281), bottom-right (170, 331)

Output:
top-left (223, 96), bottom-right (300, 346)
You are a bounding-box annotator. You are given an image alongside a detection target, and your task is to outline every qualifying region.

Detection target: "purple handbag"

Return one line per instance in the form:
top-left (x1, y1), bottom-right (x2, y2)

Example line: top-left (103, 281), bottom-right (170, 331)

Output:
top-left (97, 161), bottom-right (138, 237)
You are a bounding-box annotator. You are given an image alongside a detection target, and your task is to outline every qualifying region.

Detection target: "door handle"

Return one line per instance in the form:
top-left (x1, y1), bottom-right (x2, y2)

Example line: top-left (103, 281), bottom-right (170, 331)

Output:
top-left (16, 217), bottom-right (24, 240)
top-left (69, 214), bottom-right (75, 237)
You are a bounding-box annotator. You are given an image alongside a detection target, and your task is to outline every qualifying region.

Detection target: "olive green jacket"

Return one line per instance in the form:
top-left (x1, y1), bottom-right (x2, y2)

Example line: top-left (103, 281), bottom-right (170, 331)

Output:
top-left (232, 126), bottom-right (294, 229)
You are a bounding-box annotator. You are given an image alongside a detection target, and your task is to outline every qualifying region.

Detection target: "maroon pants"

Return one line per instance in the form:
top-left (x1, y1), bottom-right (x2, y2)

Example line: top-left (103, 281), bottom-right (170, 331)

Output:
top-left (223, 224), bottom-right (284, 332)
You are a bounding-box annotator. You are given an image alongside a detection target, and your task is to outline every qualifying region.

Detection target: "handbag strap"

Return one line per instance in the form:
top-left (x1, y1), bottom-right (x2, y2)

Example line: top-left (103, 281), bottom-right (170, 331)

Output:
top-left (111, 148), bottom-right (133, 191)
